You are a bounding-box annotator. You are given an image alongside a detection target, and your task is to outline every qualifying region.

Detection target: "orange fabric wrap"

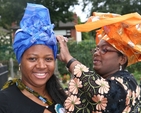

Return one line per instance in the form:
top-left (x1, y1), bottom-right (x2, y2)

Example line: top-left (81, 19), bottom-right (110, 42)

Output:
top-left (75, 12), bottom-right (141, 66)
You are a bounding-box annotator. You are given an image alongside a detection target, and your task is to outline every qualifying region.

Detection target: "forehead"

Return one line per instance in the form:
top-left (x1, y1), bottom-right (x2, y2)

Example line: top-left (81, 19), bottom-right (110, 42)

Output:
top-left (23, 44), bottom-right (53, 55)
top-left (97, 39), bottom-right (113, 48)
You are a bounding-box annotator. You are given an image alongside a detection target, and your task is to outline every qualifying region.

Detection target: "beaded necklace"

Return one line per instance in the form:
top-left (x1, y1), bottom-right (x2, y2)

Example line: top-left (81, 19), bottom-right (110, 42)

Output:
top-left (15, 79), bottom-right (53, 106)
top-left (2, 78), bottom-right (53, 107)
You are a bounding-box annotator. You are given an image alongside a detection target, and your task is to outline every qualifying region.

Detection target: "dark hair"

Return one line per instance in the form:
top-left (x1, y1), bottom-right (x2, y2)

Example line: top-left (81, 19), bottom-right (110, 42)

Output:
top-left (46, 74), bottom-right (67, 105)
top-left (117, 51), bottom-right (128, 70)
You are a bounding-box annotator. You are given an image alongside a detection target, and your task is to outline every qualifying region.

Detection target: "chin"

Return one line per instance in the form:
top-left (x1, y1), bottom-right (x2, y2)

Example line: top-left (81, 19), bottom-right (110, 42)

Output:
top-left (93, 67), bottom-right (101, 74)
top-left (93, 66), bottom-right (99, 71)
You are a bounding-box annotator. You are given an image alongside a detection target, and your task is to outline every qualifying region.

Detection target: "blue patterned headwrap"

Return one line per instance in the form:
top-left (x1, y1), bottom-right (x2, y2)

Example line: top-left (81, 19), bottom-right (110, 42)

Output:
top-left (13, 3), bottom-right (57, 64)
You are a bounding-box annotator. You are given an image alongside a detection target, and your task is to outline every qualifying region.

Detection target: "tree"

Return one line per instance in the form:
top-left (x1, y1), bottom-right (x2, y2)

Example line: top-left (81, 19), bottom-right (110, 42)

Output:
top-left (0, 0), bottom-right (79, 29)
top-left (81, 0), bottom-right (141, 17)
top-left (79, 0), bottom-right (141, 40)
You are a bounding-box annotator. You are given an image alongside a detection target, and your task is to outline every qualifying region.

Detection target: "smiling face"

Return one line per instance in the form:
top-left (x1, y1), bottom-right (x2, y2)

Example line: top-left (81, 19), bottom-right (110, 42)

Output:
top-left (20, 44), bottom-right (55, 88)
top-left (93, 39), bottom-right (127, 78)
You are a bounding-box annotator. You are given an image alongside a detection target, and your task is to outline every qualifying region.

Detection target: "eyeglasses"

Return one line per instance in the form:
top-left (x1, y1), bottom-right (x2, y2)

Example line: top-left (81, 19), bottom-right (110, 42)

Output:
top-left (91, 47), bottom-right (118, 55)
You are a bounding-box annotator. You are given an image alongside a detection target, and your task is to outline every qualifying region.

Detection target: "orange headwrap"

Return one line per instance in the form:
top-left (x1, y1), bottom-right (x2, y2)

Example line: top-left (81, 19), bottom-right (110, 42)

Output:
top-left (75, 12), bottom-right (141, 66)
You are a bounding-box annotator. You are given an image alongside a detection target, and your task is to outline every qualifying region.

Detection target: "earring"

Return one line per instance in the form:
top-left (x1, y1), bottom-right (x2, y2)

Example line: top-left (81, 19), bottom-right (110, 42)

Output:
top-left (19, 64), bottom-right (21, 71)
top-left (119, 65), bottom-right (122, 71)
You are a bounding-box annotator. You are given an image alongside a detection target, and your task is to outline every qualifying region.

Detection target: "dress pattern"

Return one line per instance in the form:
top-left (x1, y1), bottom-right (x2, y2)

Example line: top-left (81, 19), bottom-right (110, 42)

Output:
top-left (64, 64), bottom-right (141, 113)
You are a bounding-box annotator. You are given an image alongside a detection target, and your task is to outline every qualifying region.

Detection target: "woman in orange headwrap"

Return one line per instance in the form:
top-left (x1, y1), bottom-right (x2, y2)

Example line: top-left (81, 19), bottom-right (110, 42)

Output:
top-left (57, 12), bottom-right (141, 113)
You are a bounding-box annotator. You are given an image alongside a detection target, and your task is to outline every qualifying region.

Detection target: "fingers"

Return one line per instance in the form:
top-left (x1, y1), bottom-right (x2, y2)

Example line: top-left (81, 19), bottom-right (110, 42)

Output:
top-left (56, 35), bottom-right (68, 43)
top-left (63, 37), bottom-right (68, 42)
top-left (56, 35), bottom-right (71, 62)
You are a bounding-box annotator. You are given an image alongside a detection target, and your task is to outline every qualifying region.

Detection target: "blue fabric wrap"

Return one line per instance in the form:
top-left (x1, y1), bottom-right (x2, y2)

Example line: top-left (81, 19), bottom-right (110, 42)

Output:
top-left (13, 3), bottom-right (57, 64)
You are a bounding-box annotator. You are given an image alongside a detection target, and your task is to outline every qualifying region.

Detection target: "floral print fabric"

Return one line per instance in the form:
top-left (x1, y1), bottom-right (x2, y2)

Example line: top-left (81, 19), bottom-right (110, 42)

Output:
top-left (64, 64), bottom-right (141, 113)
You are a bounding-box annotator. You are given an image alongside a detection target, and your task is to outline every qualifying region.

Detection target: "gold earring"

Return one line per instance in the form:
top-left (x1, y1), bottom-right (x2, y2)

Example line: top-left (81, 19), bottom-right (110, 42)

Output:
top-left (19, 64), bottom-right (21, 71)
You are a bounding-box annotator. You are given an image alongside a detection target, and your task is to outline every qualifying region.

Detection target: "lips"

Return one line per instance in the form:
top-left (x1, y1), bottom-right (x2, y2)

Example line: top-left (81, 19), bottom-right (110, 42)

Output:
top-left (93, 59), bottom-right (101, 65)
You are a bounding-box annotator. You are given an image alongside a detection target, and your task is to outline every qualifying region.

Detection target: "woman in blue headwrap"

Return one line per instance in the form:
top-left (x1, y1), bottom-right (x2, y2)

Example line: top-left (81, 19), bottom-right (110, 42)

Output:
top-left (0, 3), bottom-right (66, 113)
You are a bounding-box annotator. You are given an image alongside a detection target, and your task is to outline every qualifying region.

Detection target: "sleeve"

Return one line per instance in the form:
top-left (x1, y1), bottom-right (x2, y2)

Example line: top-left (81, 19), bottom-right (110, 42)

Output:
top-left (64, 64), bottom-right (140, 113)
top-left (0, 91), bottom-right (9, 113)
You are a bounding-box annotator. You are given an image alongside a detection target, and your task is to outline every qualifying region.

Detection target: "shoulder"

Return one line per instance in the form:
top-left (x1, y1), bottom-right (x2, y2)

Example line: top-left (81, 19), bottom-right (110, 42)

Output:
top-left (0, 89), bottom-right (8, 100)
top-left (103, 71), bottom-right (140, 112)
top-left (65, 65), bottom-right (140, 112)
top-left (0, 86), bottom-right (12, 113)
top-left (0, 84), bottom-right (19, 100)
top-left (1, 84), bottom-right (18, 93)
top-left (109, 71), bottom-right (139, 90)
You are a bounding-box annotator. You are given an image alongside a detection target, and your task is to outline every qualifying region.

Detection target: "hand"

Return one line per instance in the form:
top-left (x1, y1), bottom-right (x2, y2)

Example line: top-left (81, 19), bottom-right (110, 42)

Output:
top-left (56, 35), bottom-right (73, 64)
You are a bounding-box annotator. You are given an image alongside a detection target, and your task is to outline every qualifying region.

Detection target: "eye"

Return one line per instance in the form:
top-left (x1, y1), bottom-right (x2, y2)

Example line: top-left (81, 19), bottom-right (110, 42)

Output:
top-left (28, 57), bottom-right (37, 62)
top-left (101, 48), bottom-right (108, 54)
top-left (45, 57), bottom-right (54, 62)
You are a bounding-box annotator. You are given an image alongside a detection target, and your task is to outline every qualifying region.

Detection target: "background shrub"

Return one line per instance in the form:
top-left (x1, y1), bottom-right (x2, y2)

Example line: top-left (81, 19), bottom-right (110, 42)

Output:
top-left (58, 39), bottom-right (95, 75)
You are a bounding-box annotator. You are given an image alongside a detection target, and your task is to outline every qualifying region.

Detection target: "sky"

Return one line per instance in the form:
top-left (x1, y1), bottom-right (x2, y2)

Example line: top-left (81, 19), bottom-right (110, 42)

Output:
top-left (69, 0), bottom-right (92, 22)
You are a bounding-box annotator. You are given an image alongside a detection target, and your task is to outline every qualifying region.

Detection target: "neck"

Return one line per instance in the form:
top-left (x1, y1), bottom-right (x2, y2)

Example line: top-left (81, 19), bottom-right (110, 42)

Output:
top-left (99, 70), bottom-right (119, 79)
top-left (16, 79), bottom-right (53, 105)
top-left (21, 79), bottom-right (47, 96)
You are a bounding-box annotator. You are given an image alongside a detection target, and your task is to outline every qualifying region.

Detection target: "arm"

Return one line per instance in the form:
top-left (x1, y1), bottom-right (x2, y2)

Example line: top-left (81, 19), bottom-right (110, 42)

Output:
top-left (56, 35), bottom-right (140, 113)
top-left (56, 35), bottom-right (81, 74)
top-left (64, 65), bottom-right (140, 113)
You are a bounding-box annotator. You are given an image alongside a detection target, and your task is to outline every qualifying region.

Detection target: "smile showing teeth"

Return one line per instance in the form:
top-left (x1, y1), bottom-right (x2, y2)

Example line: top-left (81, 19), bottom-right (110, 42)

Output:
top-left (34, 73), bottom-right (47, 79)
top-left (35, 73), bottom-right (46, 76)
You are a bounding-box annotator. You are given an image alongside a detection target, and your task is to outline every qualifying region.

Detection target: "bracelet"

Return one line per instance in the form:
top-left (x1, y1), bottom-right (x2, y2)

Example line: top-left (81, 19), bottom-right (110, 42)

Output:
top-left (66, 58), bottom-right (77, 68)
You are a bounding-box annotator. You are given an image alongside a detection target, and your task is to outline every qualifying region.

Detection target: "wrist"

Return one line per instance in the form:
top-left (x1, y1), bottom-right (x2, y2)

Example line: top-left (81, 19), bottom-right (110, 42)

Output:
top-left (65, 56), bottom-right (73, 64)
top-left (66, 58), bottom-right (77, 69)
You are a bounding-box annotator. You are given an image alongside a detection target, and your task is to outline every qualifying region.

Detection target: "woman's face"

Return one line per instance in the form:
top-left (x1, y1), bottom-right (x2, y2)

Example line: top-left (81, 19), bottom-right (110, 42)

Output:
top-left (20, 44), bottom-right (55, 88)
top-left (93, 39), bottom-right (126, 78)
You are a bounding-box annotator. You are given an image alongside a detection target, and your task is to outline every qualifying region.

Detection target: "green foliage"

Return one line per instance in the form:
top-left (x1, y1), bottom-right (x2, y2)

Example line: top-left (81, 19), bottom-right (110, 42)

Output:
top-left (82, 0), bottom-right (141, 17)
top-left (82, 32), bottom-right (90, 40)
top-left (0, 0), bottom-right (25, 29)
top-left (0, 33), bottom-right (17, 74)
top-left (0, 33), bottom-right (15, 61)
top-left (127, 62), bottom-right (141, 82)
top-left (0, 0), bottom-right (79, 29)
top-left (58, 39), bottom-right (96, 75)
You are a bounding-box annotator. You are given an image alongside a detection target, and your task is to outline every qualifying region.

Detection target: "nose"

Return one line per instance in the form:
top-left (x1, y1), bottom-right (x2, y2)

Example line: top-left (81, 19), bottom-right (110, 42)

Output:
top-left (36, 59), bottom-right (47, 69)
top-left (93, 48), bottom-right (100, 56)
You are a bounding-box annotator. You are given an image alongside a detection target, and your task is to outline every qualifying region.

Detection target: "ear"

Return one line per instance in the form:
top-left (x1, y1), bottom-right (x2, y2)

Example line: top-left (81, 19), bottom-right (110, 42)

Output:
top-left (120, 55), bottom-right (128, 65)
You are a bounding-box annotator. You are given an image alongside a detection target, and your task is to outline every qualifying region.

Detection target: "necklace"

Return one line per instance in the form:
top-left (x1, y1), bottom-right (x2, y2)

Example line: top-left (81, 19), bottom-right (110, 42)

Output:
top-left (2, 78), bottom-right (53, 106)
top-left (15, 79), bottom-right (53, 106)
